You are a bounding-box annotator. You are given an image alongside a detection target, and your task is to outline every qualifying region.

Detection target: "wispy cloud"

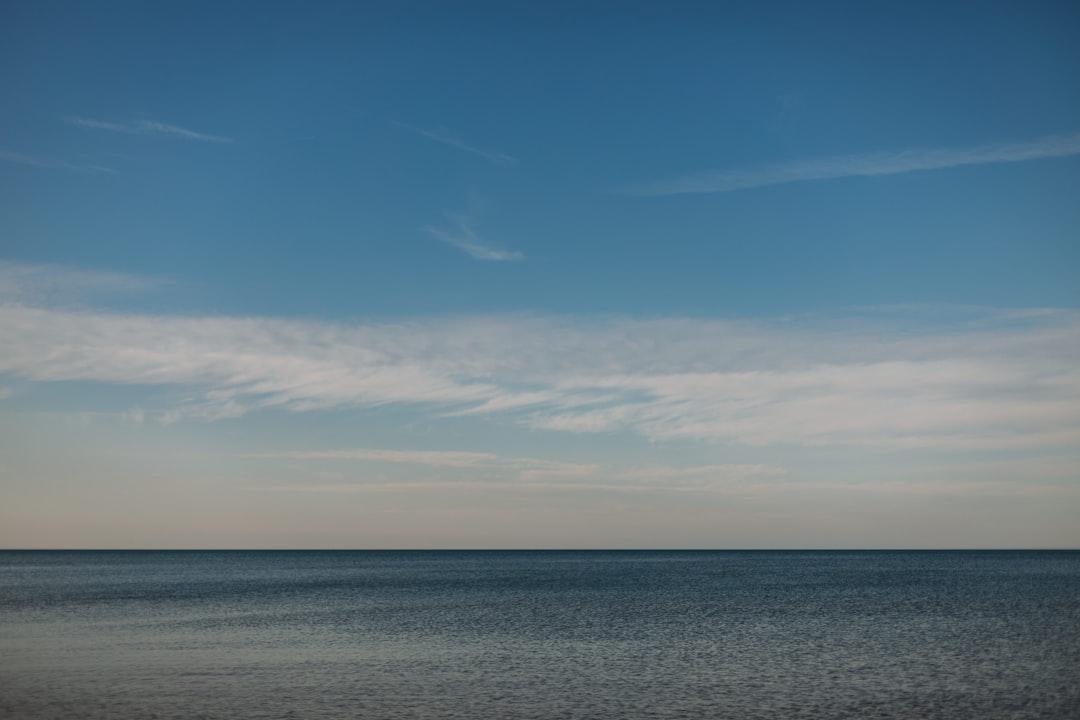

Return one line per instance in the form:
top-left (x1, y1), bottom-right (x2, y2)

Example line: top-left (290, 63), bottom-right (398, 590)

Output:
top-left (626, 131), bottom-right (1080, 196)
top-left (394, 121), bottom-right (518, 166)
top-left (250, 447), bottom-right (785, 493)
top-left (136, 121), bottom-right (232, 143)
top-left (249, 448), bottom-right (506, 468)
top-left (424, 215), bottom-right (524, 261)
top-left (254, 449), bottom-right (1080, 503)
top-left (66, 116), bottom-right (233, 143)
top-left (65, 117), bottom-right (130, 133)
top-left (0, 150), bottom-right (112, 174)
top-left (1, 265), bottom-right (1078, 450)
top-left (264, 477), bottom-right (1080, 501)
top-left (0, 261), bottom-right (162, 305)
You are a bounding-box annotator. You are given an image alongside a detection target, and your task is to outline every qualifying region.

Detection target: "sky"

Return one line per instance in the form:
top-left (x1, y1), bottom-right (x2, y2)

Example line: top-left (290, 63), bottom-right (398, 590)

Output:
top-left (1, 0), bottom-right (1078, 548)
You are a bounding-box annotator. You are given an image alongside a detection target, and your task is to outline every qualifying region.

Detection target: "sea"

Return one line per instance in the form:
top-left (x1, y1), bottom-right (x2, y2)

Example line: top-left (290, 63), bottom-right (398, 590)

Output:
top-left (1, 550), bottom-right (1078, 719)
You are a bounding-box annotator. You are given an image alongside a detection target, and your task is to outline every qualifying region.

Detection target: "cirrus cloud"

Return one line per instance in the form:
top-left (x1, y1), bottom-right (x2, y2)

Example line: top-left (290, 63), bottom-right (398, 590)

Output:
top-left (0, 264), bottom-right (1077, 451)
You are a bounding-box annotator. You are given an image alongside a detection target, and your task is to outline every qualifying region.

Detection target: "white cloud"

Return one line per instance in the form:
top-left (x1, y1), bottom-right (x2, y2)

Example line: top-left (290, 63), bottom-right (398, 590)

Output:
top-left (627, 131), bottom-right (1080, 195)
top-left (250, 447), bottom-right (785, 493)
top-left (122, 407), bottom-right (146, 424)
top-left (249, 448), bottom-right (505, 468)
top-left (0, 150), bottom-right (113, 174)
top-left (0, 278), bottom-right (1077, 450)
top-left (253, 448), bottom-right (1079, 501)
top-left (394, 121), bottom-right (518, 166)
top-left (424, 216), bottom-right (524, 261)
top-left (0, 261), bottom-right (161, 305)
top-left (135, 121), bottom-right (232, 143)
top-left (65, 117), bottom-right (130, 133)
top-left (66, 116), bottom-right (232, 143)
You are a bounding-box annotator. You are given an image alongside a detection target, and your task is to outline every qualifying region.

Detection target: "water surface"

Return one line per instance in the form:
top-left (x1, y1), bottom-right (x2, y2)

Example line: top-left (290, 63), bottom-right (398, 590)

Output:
top-left (2, 550), bottom-right (1078, 719)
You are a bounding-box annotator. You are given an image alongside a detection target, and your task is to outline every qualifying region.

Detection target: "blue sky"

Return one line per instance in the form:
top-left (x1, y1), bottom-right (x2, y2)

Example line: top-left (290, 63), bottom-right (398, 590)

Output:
top-left (1, 1), bottom-right (1078, 547)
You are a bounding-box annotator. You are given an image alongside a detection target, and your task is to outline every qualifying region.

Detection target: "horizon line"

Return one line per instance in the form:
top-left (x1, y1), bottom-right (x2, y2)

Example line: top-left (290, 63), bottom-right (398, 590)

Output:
top-left (3, 547), bottom-right (1077, 552)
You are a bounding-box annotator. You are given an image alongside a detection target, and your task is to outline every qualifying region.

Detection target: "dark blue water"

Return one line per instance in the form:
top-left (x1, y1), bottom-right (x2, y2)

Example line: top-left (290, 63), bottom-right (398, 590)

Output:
top-left (1, 551), bottom-right (1078, 719)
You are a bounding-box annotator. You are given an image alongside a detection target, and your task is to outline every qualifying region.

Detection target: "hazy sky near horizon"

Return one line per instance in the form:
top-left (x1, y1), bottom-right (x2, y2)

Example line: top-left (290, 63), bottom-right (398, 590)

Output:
top-left (1, 1), bottom-right (1079, 548)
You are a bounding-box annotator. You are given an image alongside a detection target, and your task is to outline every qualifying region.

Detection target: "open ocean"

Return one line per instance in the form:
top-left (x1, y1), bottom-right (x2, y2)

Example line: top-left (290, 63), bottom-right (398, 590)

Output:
top-left (1, 550), bottom-right (1078, 719)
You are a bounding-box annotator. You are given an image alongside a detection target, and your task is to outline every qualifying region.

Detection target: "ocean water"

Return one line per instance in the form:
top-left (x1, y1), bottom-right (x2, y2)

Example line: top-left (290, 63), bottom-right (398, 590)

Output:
top-left (1, 551), bottom-right (1078, 719)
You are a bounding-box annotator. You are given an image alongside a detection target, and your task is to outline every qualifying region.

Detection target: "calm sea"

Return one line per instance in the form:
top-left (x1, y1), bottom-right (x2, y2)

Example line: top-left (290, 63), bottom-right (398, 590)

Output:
top-left (1, 550), bottom-right (1078, 719)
